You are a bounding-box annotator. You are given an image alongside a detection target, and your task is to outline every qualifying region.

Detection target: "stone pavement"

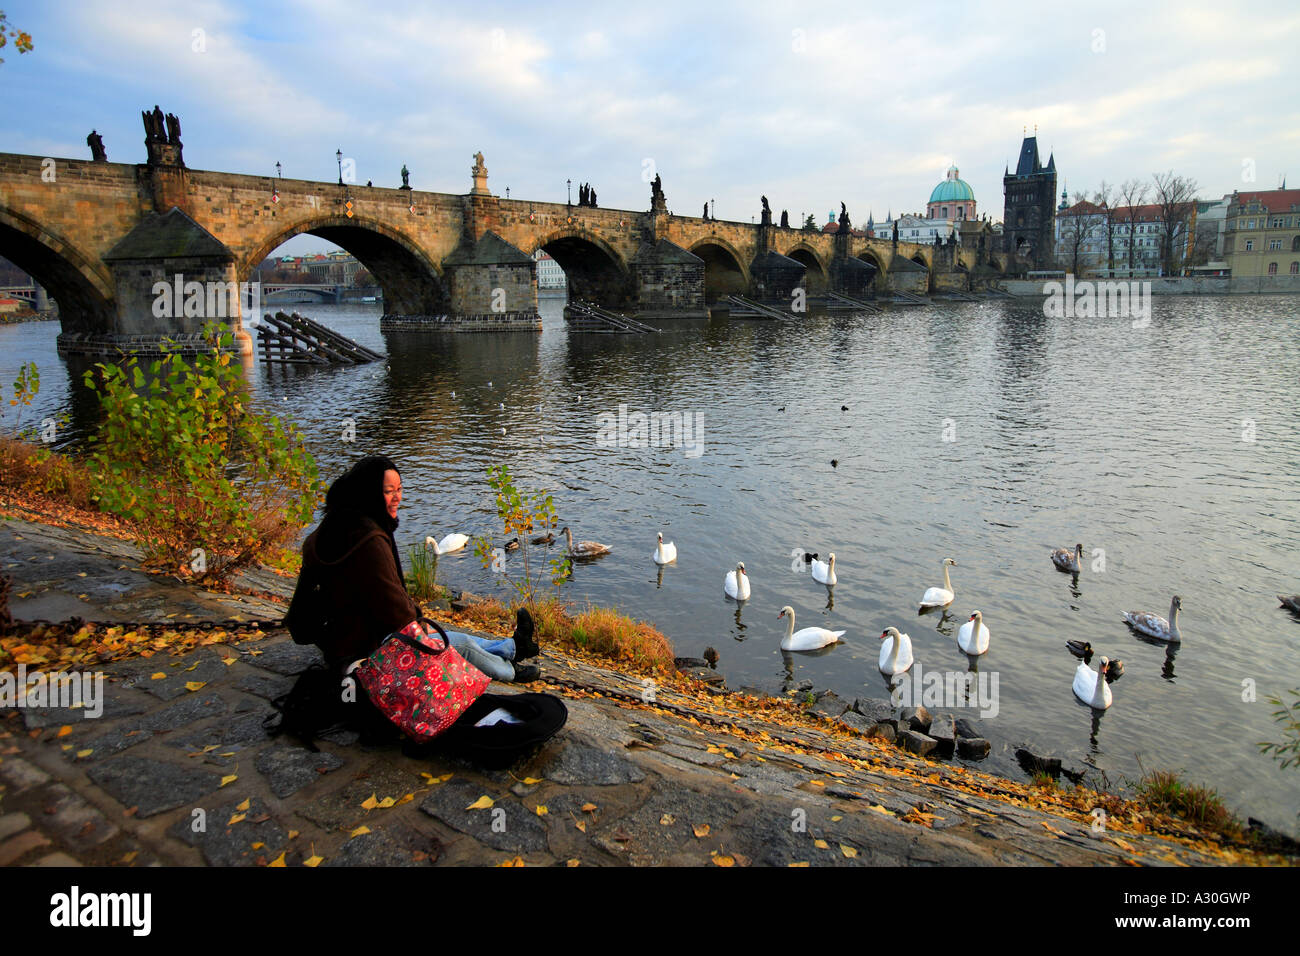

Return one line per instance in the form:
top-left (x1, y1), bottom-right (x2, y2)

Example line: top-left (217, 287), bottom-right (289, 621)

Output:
top-left (0, 514), bottom-right (1269, 867)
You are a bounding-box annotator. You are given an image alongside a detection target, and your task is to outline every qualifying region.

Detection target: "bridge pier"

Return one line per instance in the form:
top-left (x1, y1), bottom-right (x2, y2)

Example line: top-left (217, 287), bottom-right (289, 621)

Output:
top-left (633, 240), bottom-right (706, 319)
top-left (382, 230), bottom-right (540, 332)
top-left (56, 207), bottom-right (246, 357)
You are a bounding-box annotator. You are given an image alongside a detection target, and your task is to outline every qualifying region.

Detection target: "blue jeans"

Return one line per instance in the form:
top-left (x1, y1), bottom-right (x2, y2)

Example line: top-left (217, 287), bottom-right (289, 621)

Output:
top-left (444, 630), bottom-right (516, 682)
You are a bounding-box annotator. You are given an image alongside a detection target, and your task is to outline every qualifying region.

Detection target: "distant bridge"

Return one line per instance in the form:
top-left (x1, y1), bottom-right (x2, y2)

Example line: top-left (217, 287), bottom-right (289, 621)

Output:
top-left (260, 283), bottom-right (383, 303)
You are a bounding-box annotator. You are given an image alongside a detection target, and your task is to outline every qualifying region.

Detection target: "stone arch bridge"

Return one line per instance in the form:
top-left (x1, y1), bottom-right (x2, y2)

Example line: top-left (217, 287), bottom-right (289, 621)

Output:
top-left (0, 138), bottom-right (1005, 354)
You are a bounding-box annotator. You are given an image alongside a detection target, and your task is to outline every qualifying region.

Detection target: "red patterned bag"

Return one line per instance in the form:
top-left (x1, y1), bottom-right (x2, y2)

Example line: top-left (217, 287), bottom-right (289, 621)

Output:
top-left (353, 619), bottom-right (491, 743)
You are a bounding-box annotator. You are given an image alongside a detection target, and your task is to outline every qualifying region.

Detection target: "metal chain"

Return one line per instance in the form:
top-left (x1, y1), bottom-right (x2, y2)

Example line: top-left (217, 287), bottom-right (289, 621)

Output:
top-left (11, 615), bottom-right (283, 633)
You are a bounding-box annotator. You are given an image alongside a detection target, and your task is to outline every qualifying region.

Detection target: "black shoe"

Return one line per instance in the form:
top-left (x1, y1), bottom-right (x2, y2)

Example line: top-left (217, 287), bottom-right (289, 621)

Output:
top-left (513, 607), bottom-right (539, 660)
top-left (512, 663), bottom-right (541, 683)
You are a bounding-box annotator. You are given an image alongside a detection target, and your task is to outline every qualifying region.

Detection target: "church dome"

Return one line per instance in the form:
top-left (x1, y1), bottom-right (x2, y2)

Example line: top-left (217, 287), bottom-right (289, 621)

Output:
top-left (929, 166), bottom-right (975, 203)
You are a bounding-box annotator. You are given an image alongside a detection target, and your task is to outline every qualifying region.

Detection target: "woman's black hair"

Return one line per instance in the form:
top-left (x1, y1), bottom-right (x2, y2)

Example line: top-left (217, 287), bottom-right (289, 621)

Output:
top-left (323, 455), bottom-right (404, 576)
top-left (324, 455), bottom-right (400, 530)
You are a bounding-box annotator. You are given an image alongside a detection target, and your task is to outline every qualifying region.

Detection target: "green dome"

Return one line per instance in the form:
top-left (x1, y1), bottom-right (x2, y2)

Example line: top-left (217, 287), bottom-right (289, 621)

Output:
top-left (929, 166), bottom-right (975, 204)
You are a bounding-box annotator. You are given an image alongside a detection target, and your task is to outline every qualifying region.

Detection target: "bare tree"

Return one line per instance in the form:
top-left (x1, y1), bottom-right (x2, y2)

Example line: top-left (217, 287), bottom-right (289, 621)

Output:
top-left (1151, 171), bottom-right (1199, 276)
top-left (1057, 191), bottom-right (1102, 276)
top-left (1117, 178), bottom-right (1149, 276)
top-left (1093, 180), bottom-right (1118, 276)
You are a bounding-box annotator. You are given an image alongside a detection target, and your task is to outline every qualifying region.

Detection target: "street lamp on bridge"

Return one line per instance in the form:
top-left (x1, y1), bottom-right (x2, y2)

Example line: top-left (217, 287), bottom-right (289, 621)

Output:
top-left (566, 178), bottom-right (572, 206)
top-left (275, 161), bottom-right (282, 180)
top-left (336, 149), bottom-right (343, 185)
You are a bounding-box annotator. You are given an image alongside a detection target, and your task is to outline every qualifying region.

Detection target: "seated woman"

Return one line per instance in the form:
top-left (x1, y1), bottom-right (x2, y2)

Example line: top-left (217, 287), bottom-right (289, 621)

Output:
top-left (289, 454), bottom-right (539, 683)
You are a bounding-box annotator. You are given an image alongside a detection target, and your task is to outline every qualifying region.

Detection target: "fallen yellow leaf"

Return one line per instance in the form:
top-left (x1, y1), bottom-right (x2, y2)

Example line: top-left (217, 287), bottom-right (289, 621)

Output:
top-left (150, 673), bottom-right (167, 680)
top-left (840, 844), bottom-right (858, 858)
top-left (236, 798), bottom-right (251, 812)
top-left (466, 795), bottom-right (494, 810)
top-left (361, 793), bottom-right (379, 810)
top-left (267, 851), bottom-right (286, 867)
top-left (220, 774), bottom-right (237, 787)
top-left (228, 813), bottom-right (247, 825)
top-left (535, 805), bottom-right (548, 816)
top-left (566, 859), bottom-right (581, 867)
top-left (498, 856), bottom-right (525, 867)
top-left (76, 749), bottom-right (93, 758)
top-left (57, 725), bottom-right (72, 738)
top-left (522, 777), bottom-right (542, 785)
top-left (395, 793), bottom-right (414, 806)
top-left (377, 796), bottom-right (397, 809)
top-left (581, 803), bottom-right (597, 812)
top-left (659, 813), bottom-right (675, 825)
top-left (121, 851), bottom-right (138, 864)
top-left (575, 820), bottom-right (587, 833)
top-left (184, 681), bottom-right (206, 692)
top-left (252, 842), bottom-right (265, 850)
top-left (350, 825), bottom-right (371, 837)
top-left (304, 844), bottom-right (324, 867)
top-left (693, 824), bottom-right (710, 838)
top-left (788, 861), bottom-right (810, 867)
top-left (814, 839), bottom-right (829, 849)
top-left (831, 815), bottom-right (843, 822)
top-left (288, 830), bottom-right (299, 840)
top-left (712, 854), bottom-right (735, 867)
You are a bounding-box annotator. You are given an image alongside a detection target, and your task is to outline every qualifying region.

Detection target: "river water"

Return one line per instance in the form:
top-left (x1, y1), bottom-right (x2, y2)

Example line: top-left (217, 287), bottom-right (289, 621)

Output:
top-left (3, 293), bottom-right (1298, 833)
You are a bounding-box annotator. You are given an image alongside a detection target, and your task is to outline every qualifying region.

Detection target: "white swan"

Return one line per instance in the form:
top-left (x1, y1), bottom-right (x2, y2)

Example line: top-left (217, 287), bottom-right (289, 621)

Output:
top-left (1051, 543), bottom-right (1083, 573)
top-left (1123, 595), bottom-right (1181, 643)
top-left (1072, 656), bottom-right (1113, 710)
top-left (427, 533), bottom-right (469, 555)
top-left (957, 610), bottom-right (991, 656)
top-left (724, 562), bottom-right (750, 601)
top-left (811, 552), bottom-right (837, 586)
top-left (878, 627), bottom-right (914, 675)
top-left (653, 532), bottom-right (677, 565)
top-left (919, 558), bottom-right (956, 609)
top-left (777, 605), bottom-right (845, 651)
top-left (562, 526), bottom-right (611, 558)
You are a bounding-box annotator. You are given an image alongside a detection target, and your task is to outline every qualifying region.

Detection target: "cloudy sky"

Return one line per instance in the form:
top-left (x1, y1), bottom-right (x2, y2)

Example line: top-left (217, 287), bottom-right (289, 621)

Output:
top-left (2, 0), bottom-right (1296, 254)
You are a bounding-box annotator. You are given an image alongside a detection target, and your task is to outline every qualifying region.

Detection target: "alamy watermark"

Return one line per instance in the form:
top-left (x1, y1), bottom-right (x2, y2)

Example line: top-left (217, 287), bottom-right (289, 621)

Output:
top-left (1, 665), bottom-right (105, 718)
top-left (152, 274), bottom-right (261, 321)
top-left (595, 403), bottom-right (704, 458)
top-left (890, 661), bottom-right (999, 719)
top-left (1043, 276), bottom-right (1150, 328)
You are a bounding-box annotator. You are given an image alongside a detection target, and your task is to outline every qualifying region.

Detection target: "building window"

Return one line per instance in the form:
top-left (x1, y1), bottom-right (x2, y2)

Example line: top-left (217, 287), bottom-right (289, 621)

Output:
top-left (1245, 239), bottom-right (1254, 251)
top-left (1291, 262), bottom-right (1299, 274)
top-left (1292, 235), bottom-right (1300, 252)
top-left (1268, 239), bottom-right (1283, 250)
top-left (1268, 262), bottom-right (1277, 275)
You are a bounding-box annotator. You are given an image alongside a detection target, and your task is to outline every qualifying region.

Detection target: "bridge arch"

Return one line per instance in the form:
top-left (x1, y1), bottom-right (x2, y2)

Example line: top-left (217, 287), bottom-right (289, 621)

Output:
top-left (0, 206), bottom-right (115, 335)
top-left (687, 238), bottom-right (749, 302)
top-left (527, 229), bottom-right (632, 307)
top-left (856, 248), bottom-right (885, 290)
top-left (783, 244), bottom-right (827, 294)
top-left (241, 215), bottom-right (447, 316)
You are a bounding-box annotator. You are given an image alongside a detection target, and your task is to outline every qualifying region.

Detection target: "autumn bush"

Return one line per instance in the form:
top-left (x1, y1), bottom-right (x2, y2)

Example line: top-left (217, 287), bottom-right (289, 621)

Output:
top-left (442, 596), bottom-right (674, 676)
top-left (1136, 769), bottom-right (1240, 834)
top-left (82, 324), bottom-right (322, 582)
top-left (0, 436), bottom-right (97, 508)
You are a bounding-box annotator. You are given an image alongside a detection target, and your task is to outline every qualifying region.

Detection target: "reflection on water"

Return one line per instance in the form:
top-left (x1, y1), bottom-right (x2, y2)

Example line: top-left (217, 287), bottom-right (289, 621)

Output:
top-left (3, 294), bottom-right (1299, 833)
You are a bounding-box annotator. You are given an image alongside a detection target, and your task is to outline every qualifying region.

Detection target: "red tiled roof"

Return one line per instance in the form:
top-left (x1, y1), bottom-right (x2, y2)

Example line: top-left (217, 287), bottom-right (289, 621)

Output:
top-left (1231, 189), bottom-right (1300, 214)
top-left (1060, 200), bottom-right (1106, 217)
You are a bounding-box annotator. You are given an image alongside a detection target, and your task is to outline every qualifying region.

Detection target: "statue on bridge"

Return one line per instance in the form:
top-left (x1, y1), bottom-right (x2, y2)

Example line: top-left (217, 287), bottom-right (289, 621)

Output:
top-left (780, 210), bottom-right (789, 229)
top-left (400, 164), bottom-right (410, 188)
top-left (892, 219), bottom-right (899, 243)
top-left (650, 174), bottom-right (667, 213)
top-left (838, 202), bottom-right (850, 234)
top-left (86, 130), bottom-right (107, 162)
top-left (142, 105), bottom-right (165, 143)
top-left (589, 186), bottom-right (597, 208)
top-left (760, 195), bottom-right (771, 227)
top-left (703, 202), bottom-right (709, 220)
top-left (165, 112), bottom-right (182, 145)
